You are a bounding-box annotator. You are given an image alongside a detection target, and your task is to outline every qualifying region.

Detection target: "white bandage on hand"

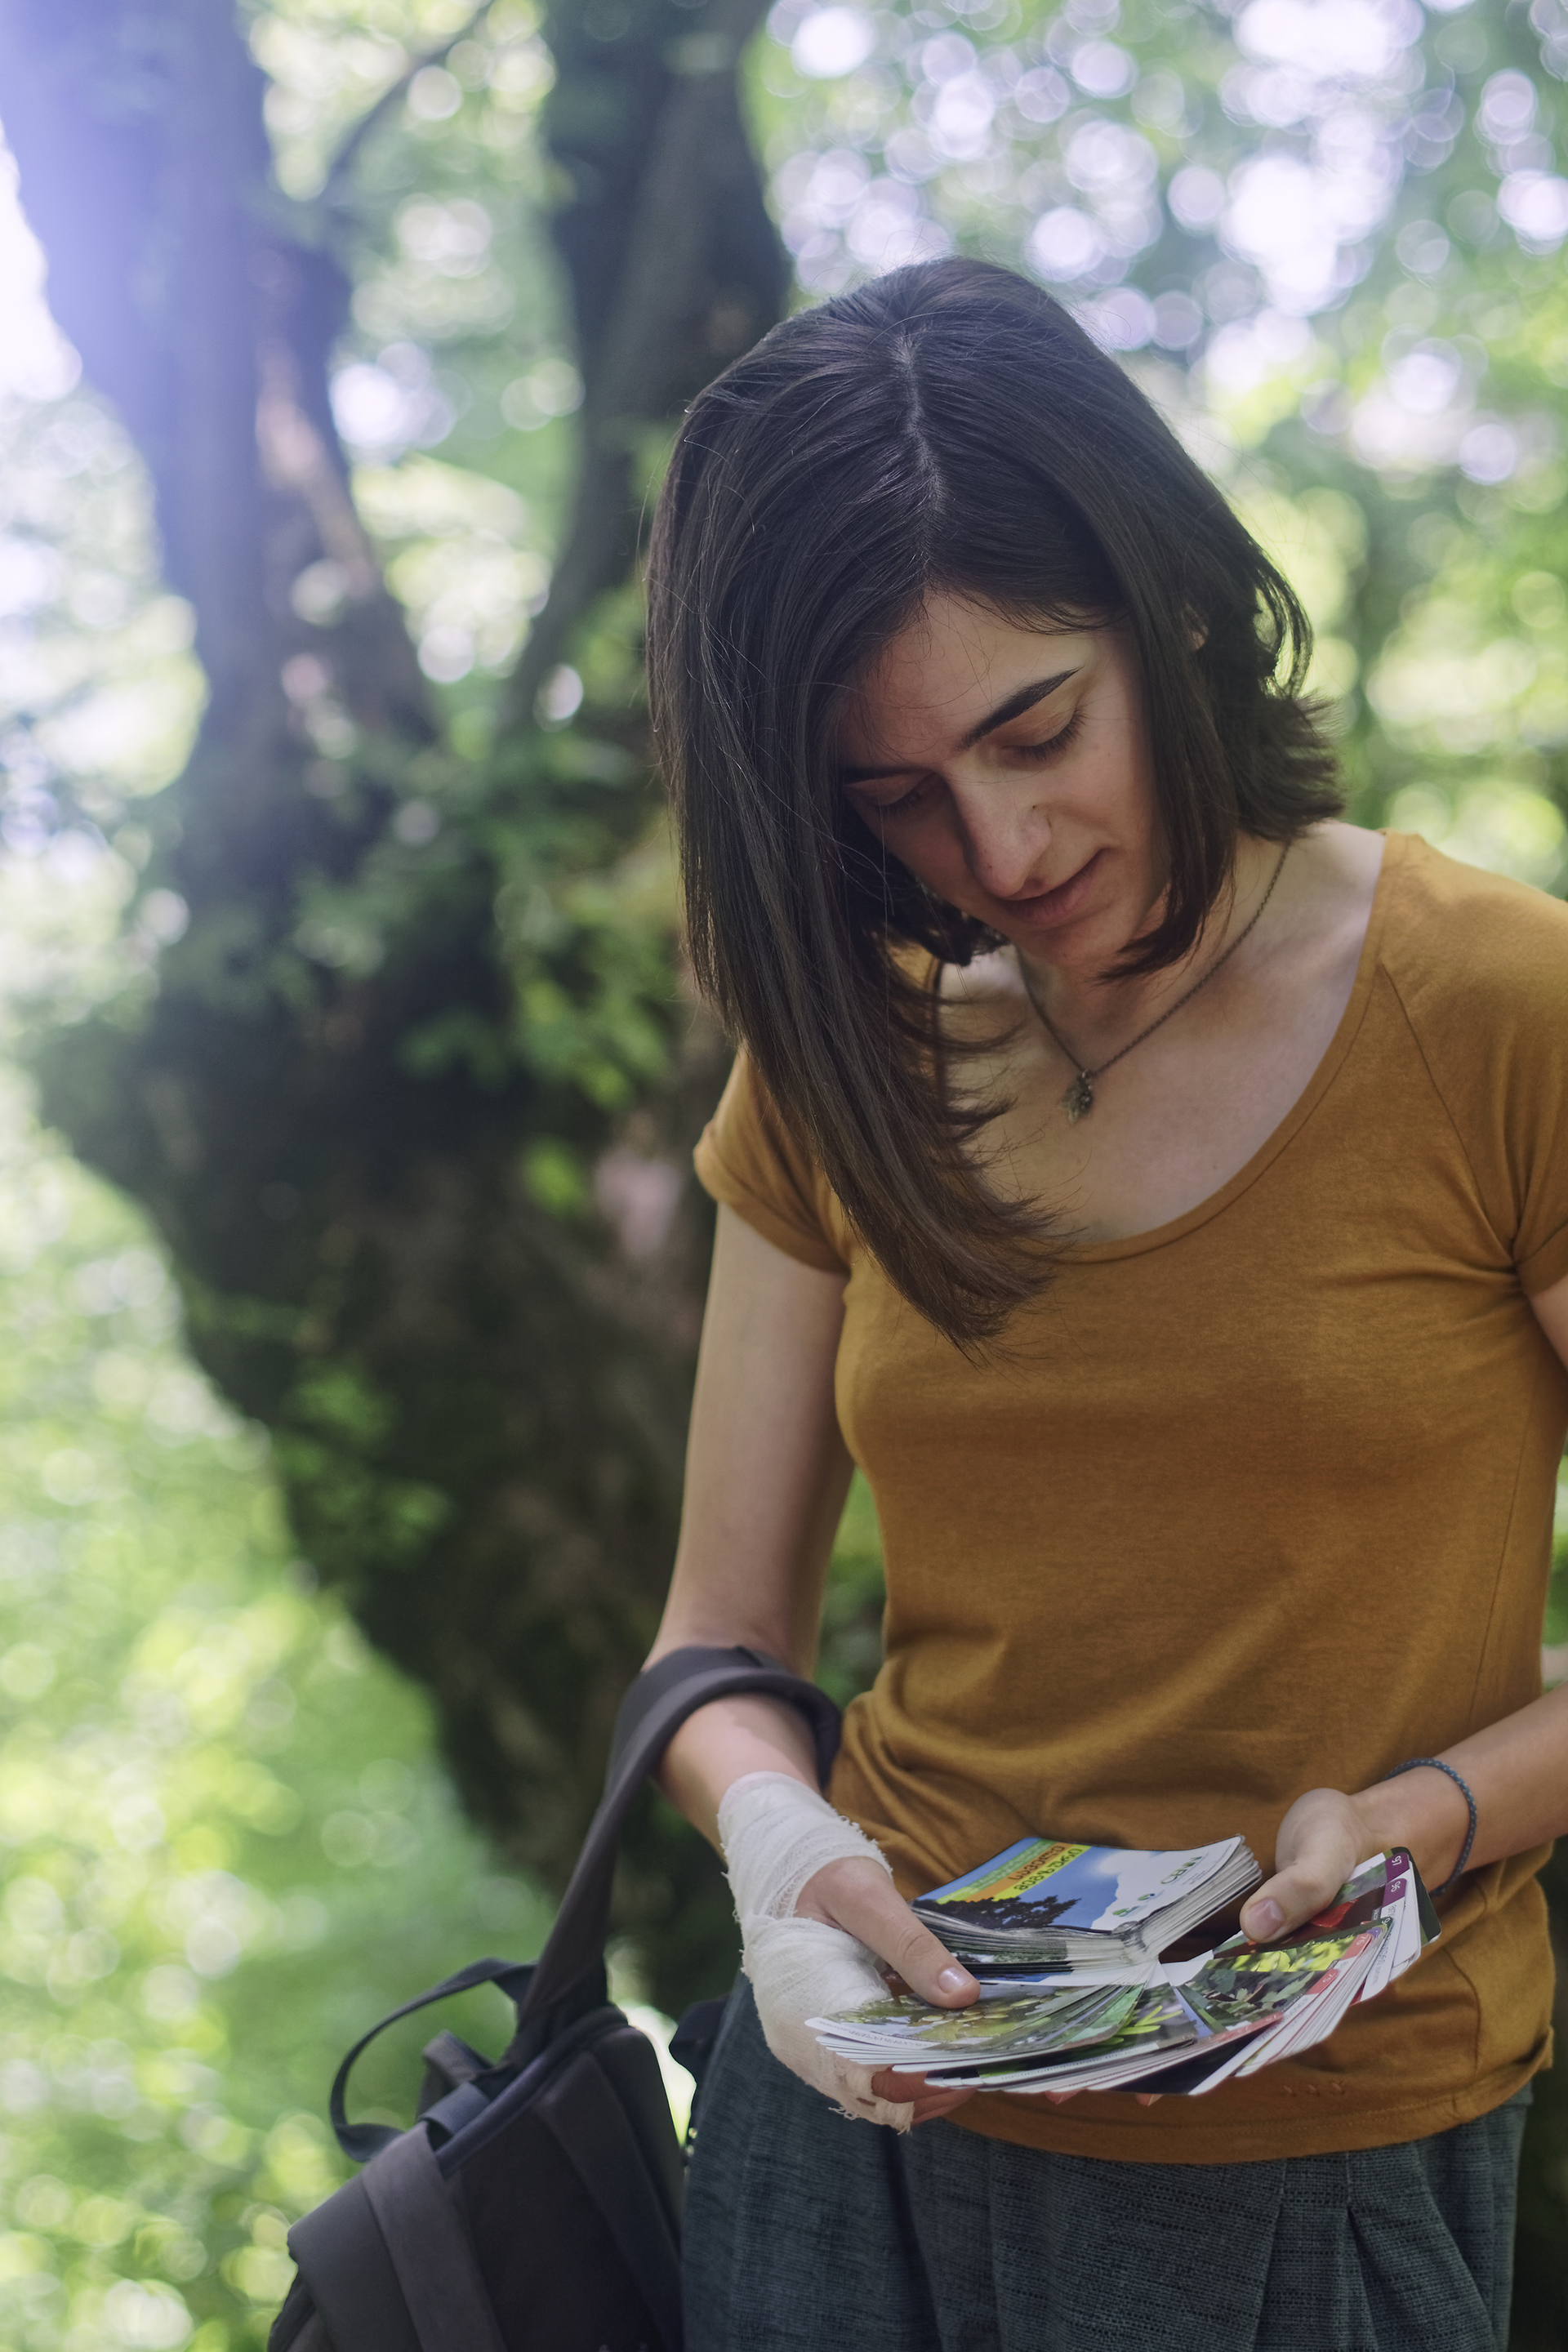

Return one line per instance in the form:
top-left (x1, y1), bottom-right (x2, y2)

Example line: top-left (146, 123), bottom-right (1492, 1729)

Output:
top-left (718, 1770), bottom-right (915, 2131)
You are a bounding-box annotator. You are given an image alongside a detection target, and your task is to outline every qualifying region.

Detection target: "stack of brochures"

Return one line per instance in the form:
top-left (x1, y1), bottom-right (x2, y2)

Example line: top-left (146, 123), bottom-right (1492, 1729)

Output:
top-left (911, 1833), bottom-right (1263, 1973)
top-left (813, 1843), bottom-right (1438, 2098)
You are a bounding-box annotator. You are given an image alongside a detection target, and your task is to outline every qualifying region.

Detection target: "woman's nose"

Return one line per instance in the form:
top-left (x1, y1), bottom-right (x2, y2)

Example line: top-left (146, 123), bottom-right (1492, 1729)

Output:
top-left (956, 790), bottom-right (1050, 902)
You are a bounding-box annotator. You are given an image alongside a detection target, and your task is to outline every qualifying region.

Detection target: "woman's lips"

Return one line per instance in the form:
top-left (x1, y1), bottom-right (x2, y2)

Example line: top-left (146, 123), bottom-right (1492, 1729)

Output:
top-left (1001, 848), bottom-right (1105, 930)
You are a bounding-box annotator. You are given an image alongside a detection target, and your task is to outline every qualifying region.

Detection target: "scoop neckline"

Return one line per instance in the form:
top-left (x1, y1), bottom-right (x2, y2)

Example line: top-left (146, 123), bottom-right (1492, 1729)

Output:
top-left (1065, 829), bottom-right (1405, 1266)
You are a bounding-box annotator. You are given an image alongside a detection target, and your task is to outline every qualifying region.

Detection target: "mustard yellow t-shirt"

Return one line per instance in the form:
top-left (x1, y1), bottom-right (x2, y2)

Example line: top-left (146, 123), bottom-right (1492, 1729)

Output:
top-left (693, 834), bottom-right (1568, 2163)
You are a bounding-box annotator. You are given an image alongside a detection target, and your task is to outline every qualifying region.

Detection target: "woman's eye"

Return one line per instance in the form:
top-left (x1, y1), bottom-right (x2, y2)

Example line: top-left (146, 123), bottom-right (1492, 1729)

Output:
top-left (866, 778), bottom-right (933, 822)
top-left (1013, 710), bottom-right (1084, 764)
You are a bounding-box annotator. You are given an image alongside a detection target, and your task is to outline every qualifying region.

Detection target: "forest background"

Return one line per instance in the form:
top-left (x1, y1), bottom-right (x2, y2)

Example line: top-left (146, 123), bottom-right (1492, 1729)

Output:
top-left (0, 0), bottom-right (1564, 2342)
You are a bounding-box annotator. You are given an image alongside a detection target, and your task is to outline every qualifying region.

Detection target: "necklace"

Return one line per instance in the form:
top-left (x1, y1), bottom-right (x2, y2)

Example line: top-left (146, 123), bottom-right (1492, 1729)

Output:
top-left (1017, 844), bottom-right (1292, 1124)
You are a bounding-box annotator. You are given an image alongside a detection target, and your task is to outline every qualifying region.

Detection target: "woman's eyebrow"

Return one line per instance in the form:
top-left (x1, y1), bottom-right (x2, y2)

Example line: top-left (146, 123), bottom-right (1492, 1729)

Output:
top-left (840, 668), bottom-right (1080, 783)
top-left (960, 667), bottom-right (1079, 746)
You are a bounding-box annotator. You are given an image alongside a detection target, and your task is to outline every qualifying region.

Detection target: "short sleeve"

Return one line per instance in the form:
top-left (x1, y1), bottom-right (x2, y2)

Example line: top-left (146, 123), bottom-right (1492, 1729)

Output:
top-left (693, 1054), bottom-right (851, 1274)
top-left (1387, 839), bottom-right (1568, 1296)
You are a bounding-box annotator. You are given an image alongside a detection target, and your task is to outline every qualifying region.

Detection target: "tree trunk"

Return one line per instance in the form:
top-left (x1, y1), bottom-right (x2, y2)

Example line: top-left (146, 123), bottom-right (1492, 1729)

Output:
top-left (0, 0), bottom-right (786, 2011)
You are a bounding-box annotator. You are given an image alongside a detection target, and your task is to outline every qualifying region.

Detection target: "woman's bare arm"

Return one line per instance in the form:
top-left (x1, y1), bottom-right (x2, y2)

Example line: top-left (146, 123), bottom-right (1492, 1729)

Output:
top-left (1530, 1263), bottom-right (1568, 1379)
top-left (648, 1206), bottom-right (978, 2118)
top-left (648, 1204), bottom-right (855, 1842)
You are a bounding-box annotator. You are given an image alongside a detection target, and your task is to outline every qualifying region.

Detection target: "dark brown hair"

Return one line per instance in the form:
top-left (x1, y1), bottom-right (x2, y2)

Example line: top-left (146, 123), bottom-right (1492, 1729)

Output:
top-left (647, 258), bottom-right (1342, 1345)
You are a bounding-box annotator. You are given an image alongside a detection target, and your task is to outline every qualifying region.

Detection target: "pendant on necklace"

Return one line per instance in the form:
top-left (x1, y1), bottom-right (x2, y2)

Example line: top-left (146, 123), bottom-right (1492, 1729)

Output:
top-left (1062, 1072), bottom-right (1095, 1123)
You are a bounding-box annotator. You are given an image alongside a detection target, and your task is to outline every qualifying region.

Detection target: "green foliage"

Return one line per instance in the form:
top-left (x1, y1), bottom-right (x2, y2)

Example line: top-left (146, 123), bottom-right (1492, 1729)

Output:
top-left (2, 0), bottom-right (1568, 2332)
top-left (0, 1074), bottom-right (556, 2350)
top-left (818, 1472), bottom-right (889, 1708)
top-left (1546, 1468), bottom-right (1568, 1648)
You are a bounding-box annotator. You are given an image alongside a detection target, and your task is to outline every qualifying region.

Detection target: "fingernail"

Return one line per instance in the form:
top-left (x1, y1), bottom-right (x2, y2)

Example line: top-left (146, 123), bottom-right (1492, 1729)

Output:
top-left (936, 1966), bottom-right (974, 1997)
top-left (1249, 1900), bottom-right (1284, 1938)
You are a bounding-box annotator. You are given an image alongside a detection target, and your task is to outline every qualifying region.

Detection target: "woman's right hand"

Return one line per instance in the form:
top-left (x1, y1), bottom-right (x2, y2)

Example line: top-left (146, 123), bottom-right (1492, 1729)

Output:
top-left (797, 1855), bottom-right (980, 2124)
top-left (647, 1221), bottom-right (987, 2127)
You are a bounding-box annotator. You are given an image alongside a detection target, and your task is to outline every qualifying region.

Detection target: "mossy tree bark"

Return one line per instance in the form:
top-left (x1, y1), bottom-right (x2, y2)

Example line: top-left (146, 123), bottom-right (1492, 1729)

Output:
top-left (0, 0), bottom-right (787, 2011)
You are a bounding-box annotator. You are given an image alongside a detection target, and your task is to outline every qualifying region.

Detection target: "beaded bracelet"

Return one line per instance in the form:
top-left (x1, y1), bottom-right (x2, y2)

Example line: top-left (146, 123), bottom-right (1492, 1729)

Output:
top-left (1386, 1757), bottom-right (1477, 1896)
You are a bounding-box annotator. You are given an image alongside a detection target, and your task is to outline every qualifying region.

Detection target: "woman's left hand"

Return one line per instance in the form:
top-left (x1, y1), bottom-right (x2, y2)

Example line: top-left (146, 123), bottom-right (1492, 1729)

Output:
top-left (885, 1784), bottom-right (1418, 2114)
top-left (1009, 1793), bottom-right (1381, 2114)
top-left (866, 1792), bottom-right (1385, 2116)
top-left (1238, 1787), bottom-right (1380, 1941)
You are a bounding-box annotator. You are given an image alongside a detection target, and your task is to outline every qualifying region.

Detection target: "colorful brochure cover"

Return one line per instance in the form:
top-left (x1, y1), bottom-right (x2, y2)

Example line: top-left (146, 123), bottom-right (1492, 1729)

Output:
top-left (913, 1837), bottom-right (1244, 1940)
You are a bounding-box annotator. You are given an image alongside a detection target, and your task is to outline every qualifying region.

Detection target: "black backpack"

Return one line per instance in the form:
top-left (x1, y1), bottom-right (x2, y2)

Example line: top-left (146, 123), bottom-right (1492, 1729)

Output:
top-left (267, 1646), bottom-right (841, 2352)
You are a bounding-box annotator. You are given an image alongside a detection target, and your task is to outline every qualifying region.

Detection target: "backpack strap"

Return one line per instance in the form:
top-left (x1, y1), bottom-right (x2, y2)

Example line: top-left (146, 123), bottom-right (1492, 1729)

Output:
top-left (519, 1644), bottom-right (840, 2021)
top-left (608, 1645), bottom-right (840, 1792)
top-left (361, 2127), bottom-right (510, 2352)
top-left (289, 2124), bottom-right (506, 2352)
top-left (286, 2169), bottom-right (421, 2352)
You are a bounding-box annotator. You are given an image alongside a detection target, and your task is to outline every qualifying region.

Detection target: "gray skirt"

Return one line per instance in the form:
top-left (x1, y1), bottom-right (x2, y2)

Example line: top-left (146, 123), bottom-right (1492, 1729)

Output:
top-left (683, 1981), bottom-right (1527, 2352)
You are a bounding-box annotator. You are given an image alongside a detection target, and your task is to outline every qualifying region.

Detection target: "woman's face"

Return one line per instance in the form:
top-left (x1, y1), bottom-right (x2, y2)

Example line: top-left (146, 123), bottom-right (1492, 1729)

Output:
top-left (837, 593), bottom-right (1165, 973)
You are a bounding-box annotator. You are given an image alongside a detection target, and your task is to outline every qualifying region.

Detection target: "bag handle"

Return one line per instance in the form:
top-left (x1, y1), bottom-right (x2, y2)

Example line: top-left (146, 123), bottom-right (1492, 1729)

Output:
top-left (518, 1644), bottom-right (840, 2022)
top-left (330, 1957), bottom-right (534, 2162)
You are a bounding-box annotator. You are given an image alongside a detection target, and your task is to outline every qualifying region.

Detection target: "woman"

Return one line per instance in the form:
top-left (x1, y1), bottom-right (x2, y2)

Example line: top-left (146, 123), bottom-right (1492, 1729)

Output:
top-left (641, 259), bottom-right (1568, 2350)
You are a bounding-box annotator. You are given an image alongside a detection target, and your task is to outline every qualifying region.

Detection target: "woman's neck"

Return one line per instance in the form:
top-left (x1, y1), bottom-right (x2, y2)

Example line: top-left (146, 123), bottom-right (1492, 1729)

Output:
top-left (1014, 832), bottom-right (1290, 1063)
